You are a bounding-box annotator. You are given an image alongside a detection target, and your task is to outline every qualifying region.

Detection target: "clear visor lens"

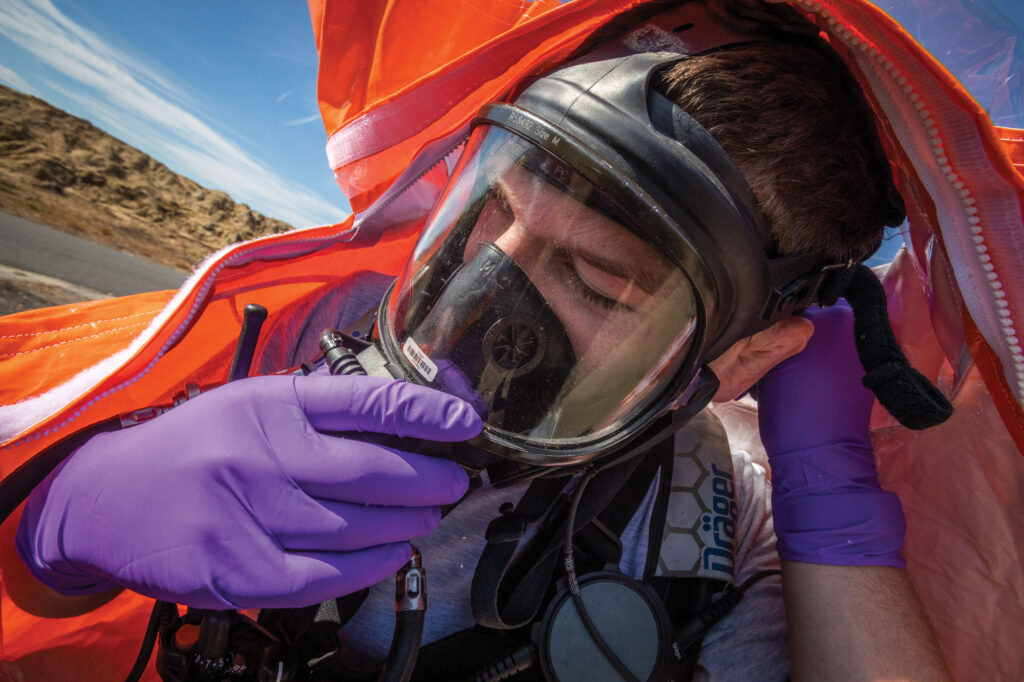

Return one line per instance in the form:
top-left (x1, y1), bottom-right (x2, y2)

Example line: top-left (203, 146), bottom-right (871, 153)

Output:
top-left (386, 127), bottom-right (699, 447)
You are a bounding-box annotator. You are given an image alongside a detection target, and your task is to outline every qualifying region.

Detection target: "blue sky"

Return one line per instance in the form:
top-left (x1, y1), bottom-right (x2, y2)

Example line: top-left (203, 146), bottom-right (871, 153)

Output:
top-left (0, 0), bottom-right (1022, 262)
top-left (0, 0), bottom-right (344, 228)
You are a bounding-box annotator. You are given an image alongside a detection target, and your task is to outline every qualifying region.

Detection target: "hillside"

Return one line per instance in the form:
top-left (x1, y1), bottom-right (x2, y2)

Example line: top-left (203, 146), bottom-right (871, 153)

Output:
top-left (0, 84), bottom-right (294, 271)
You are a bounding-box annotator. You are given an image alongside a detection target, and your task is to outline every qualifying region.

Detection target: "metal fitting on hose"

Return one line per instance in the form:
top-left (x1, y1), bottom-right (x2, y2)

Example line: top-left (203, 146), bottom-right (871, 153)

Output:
top-left (395, 546), bottom-right (426, 612)
top-left (319, 328), bottom-right (369, 376)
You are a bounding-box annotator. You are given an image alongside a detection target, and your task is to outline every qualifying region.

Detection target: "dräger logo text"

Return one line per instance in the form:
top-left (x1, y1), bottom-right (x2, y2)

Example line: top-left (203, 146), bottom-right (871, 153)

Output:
top-left (701, 462), bottom-right (737, 574)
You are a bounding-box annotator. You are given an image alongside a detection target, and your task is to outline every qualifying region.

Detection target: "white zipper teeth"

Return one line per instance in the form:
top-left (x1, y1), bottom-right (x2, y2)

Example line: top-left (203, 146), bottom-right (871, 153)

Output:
top-left (355, 135), bottom-right (469, 228)
top-left (780, 0), bottom-right (1024, 403)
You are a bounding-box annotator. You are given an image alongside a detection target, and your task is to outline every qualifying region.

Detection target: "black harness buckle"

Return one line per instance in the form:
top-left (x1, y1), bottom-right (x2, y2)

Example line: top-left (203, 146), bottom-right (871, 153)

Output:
top-left (761, 259), bottom-right (854, 321)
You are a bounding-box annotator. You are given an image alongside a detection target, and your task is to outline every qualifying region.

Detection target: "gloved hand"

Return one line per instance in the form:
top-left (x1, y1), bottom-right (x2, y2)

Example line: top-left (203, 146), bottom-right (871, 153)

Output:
top-left (756, 302), bottom-right (906, 567)
top-left (16, 374), bottom-right (481, 608)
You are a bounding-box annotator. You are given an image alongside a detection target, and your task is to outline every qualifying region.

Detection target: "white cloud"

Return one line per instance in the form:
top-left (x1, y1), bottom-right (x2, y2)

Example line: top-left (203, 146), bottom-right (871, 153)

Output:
top-left (283, 113), bottom-right (321, 127)
top-left (275, 90), bottom-right (292, 104)
top-left (0, 0), bottom-right (348, 228)
top-left (0, 64), bottom-right (36, 95)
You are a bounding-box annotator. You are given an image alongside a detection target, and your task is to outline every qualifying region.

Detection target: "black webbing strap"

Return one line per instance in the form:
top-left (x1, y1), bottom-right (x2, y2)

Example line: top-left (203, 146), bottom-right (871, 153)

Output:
top-left (641, 430), bottom-right (719, 682)
top-left (471, 445), bottom-right (665, 630)
top-left (844, 264), bottom-right (953, 429)
top-left (818, 263), bottom-right (953, 430)
top-left (640, 436), bottom-right (678, 578)
top-left (471, 474), bottom-right (568, 629)
top-left (587, 441), bottom-right (668, 558)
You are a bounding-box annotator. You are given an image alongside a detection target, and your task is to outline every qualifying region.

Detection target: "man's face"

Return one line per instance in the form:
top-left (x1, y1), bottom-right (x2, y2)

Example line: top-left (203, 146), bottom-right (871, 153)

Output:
top-left (463, 163), bottom-right (691, 365)
top-left (458, 161), bottom-right (815, 410)
top-left (393, 129), bottom-right (812, 441)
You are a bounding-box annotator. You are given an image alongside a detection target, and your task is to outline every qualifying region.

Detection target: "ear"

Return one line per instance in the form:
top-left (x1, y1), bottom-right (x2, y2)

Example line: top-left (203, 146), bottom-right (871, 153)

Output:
top-left (708, 315), bottom-right (815, 403)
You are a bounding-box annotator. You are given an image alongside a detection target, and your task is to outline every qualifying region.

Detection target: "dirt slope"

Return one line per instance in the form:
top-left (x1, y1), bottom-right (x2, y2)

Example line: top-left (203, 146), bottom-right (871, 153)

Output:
top-left (0, 84), bottom-right (295, 271)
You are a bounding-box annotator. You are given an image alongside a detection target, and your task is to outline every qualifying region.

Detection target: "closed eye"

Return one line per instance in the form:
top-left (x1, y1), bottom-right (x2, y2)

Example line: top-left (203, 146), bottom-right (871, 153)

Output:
top-left (567, 252), bottom-right (652, 312)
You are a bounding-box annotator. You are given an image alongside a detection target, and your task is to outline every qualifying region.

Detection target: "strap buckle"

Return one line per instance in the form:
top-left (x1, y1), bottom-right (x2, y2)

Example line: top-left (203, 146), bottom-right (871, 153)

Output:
top-left (761, 259), bottom-right (854, 320)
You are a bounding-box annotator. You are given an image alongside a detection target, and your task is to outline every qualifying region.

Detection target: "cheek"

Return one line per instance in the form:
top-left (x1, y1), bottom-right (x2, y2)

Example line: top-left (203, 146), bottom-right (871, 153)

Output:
top-left (554, 301), bottom-right (634, 365)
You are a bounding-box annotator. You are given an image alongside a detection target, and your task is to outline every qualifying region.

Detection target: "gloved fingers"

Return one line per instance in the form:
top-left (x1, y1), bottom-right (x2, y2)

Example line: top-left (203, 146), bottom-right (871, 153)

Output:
top-left (190, 541), bottom-right (413, 610)
top-left (757, 302), bottom-right (875, 452)
top-left (434, 358), bottom-right (490, 415)
top-left (284, 434), bottom-right (470, 506)
top-left (293, 374), bottom-right (482, 441)
top-left (271, 498), bottom-right (441, 552)
top-left (777, 302), bottom-right (867, 390)
top-left (255, 543), bottom-right (412, 610)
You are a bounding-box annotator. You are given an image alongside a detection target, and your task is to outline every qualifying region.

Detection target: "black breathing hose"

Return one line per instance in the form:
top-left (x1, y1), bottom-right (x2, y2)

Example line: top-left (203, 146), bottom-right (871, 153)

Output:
top-left (124, 601), bottom-right (175, 682)
top-left (378, 610), bottom-right (426, 682)
top-left (376, 548), bottom-right (427, 682)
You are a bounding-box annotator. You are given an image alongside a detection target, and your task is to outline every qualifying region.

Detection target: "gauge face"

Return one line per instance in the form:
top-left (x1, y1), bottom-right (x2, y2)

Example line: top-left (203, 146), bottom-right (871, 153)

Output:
top-left (540, 575), bottom-right (667, 682)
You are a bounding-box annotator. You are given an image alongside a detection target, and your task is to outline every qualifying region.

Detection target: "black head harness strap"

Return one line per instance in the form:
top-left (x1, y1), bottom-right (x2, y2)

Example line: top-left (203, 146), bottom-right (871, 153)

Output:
top-left (818, 264), bottom-right (954, 430)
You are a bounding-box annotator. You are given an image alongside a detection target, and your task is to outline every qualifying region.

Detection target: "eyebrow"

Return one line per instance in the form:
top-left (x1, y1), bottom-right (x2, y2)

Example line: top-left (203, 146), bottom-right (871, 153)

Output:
top-left (497, 174), bottom-right (674, 294)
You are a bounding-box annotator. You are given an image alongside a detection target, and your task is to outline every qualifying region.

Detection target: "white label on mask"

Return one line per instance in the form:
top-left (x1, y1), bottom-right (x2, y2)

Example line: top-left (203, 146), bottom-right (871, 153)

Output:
top-left (403, 337), bottom-right (438, 382)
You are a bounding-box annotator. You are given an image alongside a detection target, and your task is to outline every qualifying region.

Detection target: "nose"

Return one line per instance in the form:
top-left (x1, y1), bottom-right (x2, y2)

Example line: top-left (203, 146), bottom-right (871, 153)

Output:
top-left (492, 222), bottom-right (546, 282)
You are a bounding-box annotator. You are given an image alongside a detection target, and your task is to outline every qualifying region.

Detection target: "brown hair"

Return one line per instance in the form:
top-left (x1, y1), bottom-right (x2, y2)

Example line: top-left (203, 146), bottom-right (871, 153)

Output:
top-left (656, 41), bottom-right (894, 261)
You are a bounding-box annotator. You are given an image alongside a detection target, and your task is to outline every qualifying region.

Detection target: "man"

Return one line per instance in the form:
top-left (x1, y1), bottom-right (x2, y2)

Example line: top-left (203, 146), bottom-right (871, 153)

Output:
top-left (9, 10), bottom-right (952, 682)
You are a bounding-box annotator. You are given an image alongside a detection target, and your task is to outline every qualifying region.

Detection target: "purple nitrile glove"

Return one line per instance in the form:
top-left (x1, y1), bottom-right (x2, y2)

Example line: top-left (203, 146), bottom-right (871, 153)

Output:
top-left (434, 358), bottom-right (489, 417)
top-left (16, 374), bottom-right (480, 609)
top-left (756, 302), bottom-right (906, 567)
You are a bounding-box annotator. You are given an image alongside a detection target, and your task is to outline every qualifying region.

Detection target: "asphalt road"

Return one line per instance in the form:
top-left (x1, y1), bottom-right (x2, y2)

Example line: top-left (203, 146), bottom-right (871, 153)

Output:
top-left (0, 211), bottom-right (188, 296)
